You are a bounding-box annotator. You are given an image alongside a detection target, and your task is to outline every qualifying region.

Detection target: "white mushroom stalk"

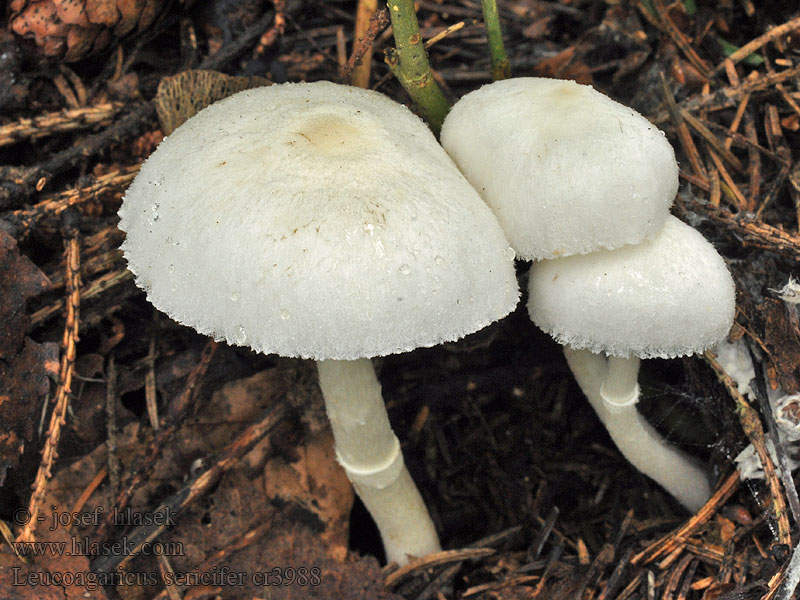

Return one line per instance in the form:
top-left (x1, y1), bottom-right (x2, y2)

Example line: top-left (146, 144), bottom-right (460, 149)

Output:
top-left (565, 348), bottom-right (710, 510)
top-left (118, 81), bottom-right (519, 565)
top-left (600, 356), bottom-right (641, 407)
top-left (317, 359), bottom-right (439, 561)
top-left (527, 217), bottom-right (735, 510)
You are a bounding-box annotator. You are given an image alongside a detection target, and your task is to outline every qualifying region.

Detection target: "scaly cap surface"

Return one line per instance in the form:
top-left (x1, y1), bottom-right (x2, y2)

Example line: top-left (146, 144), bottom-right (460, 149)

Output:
top-left (441, 77), bottom-right (679, 260)
top-left (119, 82), bottom-right (519, 360)
top-left (527, 216), bottom-right (735, 358)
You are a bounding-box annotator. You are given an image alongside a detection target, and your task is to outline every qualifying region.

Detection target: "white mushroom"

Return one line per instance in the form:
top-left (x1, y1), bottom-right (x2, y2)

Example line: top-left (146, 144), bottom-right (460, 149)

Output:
top-left (528, 216), bottom-right (735, 509)
top-left (440, 77), bottom-right (679, 260)
top-left (119, 81), bottom-right (519, 564)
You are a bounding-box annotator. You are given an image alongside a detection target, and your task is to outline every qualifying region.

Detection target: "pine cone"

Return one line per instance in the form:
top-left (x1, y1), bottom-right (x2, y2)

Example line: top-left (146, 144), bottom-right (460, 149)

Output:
top-left (8, 0), bottom-right (162, 62)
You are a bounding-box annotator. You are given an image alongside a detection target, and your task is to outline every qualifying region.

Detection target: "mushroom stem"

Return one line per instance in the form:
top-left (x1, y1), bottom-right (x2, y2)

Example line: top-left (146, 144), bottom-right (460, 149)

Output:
top-left (316, 358), bottom-right (441, 564)
top-left (564, 347), bottom-right (711, 511)
top-left (601, 356), bottom-right (641, 407)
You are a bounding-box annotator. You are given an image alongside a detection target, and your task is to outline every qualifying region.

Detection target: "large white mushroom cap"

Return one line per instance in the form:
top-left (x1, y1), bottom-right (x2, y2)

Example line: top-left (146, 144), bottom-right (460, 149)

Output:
top-left (527, 216), bottom-right (735, 358)
top-left (119, 81), bottom-right (519, 360)
top-left (440, 77), bottom-right (679, 260)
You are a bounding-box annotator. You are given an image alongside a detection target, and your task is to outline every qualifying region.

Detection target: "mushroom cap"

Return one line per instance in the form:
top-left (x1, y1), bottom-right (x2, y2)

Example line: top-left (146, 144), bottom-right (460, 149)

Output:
top-left (527, 216), bottom-right (735, 359)
top-left (119, 81), bottom-right (519, 361)
top-left (440, 77), bottom-right (679, 260)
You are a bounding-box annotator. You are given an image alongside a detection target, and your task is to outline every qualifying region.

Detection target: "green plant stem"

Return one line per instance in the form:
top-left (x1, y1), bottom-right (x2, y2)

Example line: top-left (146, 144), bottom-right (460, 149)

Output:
top-left (385, 0), bottom-right (450, 134)
top-left (480, 0), bottom-right (510, 80)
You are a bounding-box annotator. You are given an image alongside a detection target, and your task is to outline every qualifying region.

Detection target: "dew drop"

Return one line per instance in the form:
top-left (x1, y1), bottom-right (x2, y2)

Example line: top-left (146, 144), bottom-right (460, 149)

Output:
top-left (167, 264), bottom-right (175, 273)
top-left (399, 264), bottom-right (411, 275)
top-left (280, 309), bottom-right (291, 320)
top-left (503, 247), bottom-right (516, 261)
top-left (434, 255), bottom-right (445, 265)
top-left (230, 292), bottom-right (240, 302)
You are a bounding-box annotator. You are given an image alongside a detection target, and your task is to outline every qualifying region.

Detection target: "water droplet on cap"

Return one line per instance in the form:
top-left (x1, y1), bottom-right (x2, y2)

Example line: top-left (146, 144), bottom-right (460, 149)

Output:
top-left (399, 264), bottom-right (411, 275)
top-left (280, 309), bottom-right (291, 320)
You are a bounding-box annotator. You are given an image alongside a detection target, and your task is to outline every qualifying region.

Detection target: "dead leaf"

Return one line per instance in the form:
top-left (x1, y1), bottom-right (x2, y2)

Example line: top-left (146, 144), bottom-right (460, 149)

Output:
top-left (0, 230), bottom-right (50, 359)
top-left (0, 338), bottom-right (59, 479)
top-left (533, 47), bottom-right (594, 85)
top-left (263, 430), bottom-right (354, 562)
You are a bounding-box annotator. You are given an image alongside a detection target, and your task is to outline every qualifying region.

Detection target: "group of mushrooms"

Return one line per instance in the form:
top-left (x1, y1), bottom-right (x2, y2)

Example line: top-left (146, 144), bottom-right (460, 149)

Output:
top-left (119, 78), bottom-right (736, 565)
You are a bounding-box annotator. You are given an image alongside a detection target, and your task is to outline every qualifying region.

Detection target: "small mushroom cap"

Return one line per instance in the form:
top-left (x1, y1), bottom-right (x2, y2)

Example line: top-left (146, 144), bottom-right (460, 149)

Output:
top-left (527, 216), bottom-right (735, 359)
top-left (119, 81), bottom-right (519, 361)
top-left (440, 77), bottom-right (679, 260)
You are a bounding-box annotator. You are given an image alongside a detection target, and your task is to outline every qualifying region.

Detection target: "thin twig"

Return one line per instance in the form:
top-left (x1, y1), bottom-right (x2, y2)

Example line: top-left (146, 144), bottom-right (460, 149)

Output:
top-left (385, 0), bottom-right (450, 134)
top-left (16, 212), bottom-right (81, 543)
top-left (351, 0), bottom-right (380, 87)
top-left (0, 103), bottom-right (155, 208)
top-left (705, 352), bottom-right (791, 547)
top-left (342, 8), bottom-right (389, 86)
top-left (711, 15), bottom-right (800, 73)
top-left (98, 340), bottom-right (218, 539)
top-left (5, 165), bottom-right (140, 237)
top-left (0, 103), bottom-right (124, 148)
top-left (105, 357), bottom-right (121, 494)
top-left (384, 548), bottom-right (495, 588)
top-left (480, 0), bottom-right (510, 80)
top-left (631, 471), bottom-right (739, 565)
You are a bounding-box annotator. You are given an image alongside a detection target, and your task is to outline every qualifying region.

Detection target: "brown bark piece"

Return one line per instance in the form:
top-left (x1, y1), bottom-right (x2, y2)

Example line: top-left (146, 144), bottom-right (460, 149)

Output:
top-left (762, 298), bottom-right (800, 394)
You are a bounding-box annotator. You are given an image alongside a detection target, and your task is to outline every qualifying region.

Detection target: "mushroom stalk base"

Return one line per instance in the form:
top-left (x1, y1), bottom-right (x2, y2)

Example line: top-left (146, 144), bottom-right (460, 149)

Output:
top-left (564, 347), bottom-right (711, 512)
top-left (316, 358), bottom-right (441, 564)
